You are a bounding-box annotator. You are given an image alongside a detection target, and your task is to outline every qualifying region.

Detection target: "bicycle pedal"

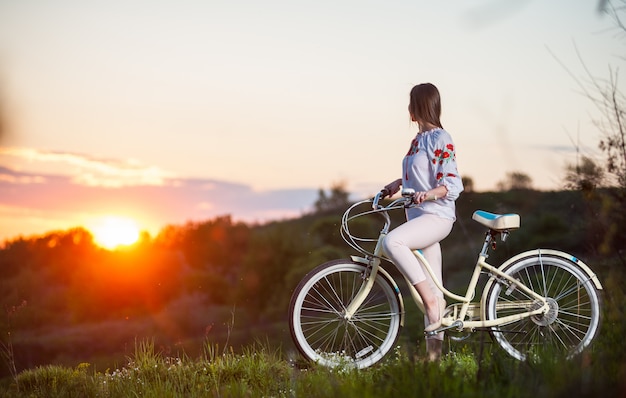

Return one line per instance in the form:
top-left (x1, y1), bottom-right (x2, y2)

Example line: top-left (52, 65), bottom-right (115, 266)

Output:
top-left (424, 321), bottom-right (463, 337)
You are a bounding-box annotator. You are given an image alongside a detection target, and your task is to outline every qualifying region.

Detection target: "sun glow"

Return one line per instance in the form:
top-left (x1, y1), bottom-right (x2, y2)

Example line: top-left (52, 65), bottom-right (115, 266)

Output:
top-left (89, 216), bottom-right (141, 250)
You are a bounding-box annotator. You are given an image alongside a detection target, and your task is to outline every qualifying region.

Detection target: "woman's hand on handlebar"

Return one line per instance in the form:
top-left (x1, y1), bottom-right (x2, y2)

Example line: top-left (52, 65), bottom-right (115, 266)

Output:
top-left (412, 186), bottom-right (447, 204)
top-left (382, 179), bottom-right (402, 198)
top-left (412, 191), bottom-right (434, 204)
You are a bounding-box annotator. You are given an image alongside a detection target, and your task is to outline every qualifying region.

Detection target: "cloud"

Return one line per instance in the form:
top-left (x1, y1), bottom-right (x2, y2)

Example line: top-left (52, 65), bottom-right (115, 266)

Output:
top-left (529, 144), bottom-right (578, 153)
top-left (0, 168), bottom-right (46, 184)
top-left (0, 147), bottom-right (173, 187)
top-left (462, 0), bottom-right (533, 30)
top-left (0, 164), bottom-right (319, 241)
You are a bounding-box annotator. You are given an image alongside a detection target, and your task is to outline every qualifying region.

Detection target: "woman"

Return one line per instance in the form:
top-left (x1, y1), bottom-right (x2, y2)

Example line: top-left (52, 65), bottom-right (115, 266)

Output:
top-left (382, 83), bottom-right (463, 361)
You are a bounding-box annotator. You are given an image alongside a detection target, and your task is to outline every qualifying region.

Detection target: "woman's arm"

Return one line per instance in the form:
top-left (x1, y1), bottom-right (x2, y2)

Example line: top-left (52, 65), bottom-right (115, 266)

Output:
top-left (413, 185), bottom-right (448, 204)
top-left (429, 130), bottom-right (464, 201)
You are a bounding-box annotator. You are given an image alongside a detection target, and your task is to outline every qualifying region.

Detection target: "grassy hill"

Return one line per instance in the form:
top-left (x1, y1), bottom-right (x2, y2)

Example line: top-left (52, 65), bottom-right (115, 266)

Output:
top-left (0, 188), bottom-right (624, 395)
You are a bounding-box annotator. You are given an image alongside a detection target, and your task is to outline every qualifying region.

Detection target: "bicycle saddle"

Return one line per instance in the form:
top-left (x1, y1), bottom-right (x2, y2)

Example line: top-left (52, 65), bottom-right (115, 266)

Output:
top-left (472, 210), bottom-right (520, 231)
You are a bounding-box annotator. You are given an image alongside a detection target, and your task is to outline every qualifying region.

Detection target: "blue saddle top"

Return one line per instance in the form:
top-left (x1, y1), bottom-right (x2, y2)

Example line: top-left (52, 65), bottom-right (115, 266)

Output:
top-left (472, 210), bottom-right (520, 231)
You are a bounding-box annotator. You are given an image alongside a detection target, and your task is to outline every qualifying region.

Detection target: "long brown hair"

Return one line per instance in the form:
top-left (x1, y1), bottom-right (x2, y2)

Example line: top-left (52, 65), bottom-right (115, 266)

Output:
top-left (408, 83), bottom-right (442, 128)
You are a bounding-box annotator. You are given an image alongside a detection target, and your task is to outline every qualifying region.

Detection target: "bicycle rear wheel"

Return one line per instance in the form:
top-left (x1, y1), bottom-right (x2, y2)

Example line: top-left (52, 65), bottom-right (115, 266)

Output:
top-left (288, 259), bottom-right (402, 369)
top-left (484, 254), bottom-right (602, 361)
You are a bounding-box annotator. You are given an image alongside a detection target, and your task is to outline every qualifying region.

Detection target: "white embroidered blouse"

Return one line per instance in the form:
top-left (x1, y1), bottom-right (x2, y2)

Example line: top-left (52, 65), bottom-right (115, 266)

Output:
top-left (402, 128), bottom-right (464, 221)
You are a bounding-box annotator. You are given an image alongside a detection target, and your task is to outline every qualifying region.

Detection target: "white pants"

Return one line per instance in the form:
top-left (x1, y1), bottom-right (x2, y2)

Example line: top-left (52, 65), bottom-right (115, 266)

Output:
top-left (382, 213), bottom-right (453, 340)
top-left (383, 213), bottom-right (453, 286)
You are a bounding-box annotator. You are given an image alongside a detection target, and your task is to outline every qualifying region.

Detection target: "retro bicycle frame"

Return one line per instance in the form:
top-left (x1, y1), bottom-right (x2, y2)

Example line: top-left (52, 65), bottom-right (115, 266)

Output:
top-left (341, 190), bottom-right (550, 334)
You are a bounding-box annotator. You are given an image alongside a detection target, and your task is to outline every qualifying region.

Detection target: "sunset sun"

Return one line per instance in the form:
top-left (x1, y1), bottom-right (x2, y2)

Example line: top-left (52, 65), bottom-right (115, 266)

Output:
top-left (89, 216), bottom-right (141, 250)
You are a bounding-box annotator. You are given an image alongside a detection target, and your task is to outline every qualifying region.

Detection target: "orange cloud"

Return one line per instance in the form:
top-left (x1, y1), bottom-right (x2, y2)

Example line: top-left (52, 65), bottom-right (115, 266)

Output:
top-left (0, 147), bottom-right (173, 187)
top-left (0, 165), bottom-right (320, 242)
top-left (0, 171), bottom-right (45, 184)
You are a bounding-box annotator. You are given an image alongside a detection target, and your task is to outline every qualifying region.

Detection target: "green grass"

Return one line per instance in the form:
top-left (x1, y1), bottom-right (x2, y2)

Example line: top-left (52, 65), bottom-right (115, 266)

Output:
top-left (0, 335), bottom-right (624, 398)
top-left (1, 257), bottom-right (625, 398)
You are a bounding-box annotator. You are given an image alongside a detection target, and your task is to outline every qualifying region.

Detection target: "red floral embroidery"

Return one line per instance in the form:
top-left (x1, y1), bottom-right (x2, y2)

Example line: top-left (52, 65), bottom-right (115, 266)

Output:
top-left (405, 134), bottom-right (459, 185)
top-left (406, 139), bottom-right (419, 156)
top-left (432, 143), bottom-right (456, 165)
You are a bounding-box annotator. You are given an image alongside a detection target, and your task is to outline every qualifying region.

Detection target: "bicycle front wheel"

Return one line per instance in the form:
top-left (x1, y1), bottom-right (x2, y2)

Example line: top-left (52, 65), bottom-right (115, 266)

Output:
top-left (288, 259), bottom-right (402, 369)
top-left (484, 254), bottom-right (602, 361)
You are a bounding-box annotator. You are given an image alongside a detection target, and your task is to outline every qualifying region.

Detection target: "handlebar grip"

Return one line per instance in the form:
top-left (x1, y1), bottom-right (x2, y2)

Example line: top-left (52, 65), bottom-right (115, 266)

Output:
top-left (380, 188), bottom-right (390, 199)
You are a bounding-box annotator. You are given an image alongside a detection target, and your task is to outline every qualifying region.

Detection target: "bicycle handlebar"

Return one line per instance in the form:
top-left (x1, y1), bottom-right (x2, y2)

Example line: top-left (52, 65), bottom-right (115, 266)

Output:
top-left (344, 188), bottom-right (438, 257)
top-left (372, 188), bottom-right (436, 210)
top-left (372, 190), bottom-right (388, 209)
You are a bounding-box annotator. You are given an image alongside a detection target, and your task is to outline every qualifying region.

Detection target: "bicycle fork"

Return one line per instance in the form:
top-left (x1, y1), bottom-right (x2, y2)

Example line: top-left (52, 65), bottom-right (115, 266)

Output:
top-left (343, 234), bottom-right (386, 320)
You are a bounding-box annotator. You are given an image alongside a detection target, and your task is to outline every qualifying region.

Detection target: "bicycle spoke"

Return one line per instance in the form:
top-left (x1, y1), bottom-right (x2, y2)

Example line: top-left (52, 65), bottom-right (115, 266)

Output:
top-left (307, 283), bottom-right (342, 316)
top-left (552, 280), bottom-right (586, 302)
top-left (552, 317), bottom-right (588, 340)
top-left (546, 322), bottom-right (575, 350)
top-left (523, 266), bottom-right (537, 297)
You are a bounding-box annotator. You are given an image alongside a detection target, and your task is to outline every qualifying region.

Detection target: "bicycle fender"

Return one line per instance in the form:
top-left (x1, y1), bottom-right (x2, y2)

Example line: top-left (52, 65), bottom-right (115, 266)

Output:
top-left (480, 249), bottom-right (604, 314)
top-left (351, 256), bottom-right (406, 327)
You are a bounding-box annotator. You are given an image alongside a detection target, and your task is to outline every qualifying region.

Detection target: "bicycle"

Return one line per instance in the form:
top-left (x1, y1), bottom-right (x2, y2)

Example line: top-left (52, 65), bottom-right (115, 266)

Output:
top-left (288, 189), bottom-right (603, 368)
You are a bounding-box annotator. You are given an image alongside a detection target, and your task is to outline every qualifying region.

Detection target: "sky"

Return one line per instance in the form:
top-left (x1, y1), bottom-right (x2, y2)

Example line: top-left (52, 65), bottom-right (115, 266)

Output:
top-left (0, 0), bottom-right (624, 243)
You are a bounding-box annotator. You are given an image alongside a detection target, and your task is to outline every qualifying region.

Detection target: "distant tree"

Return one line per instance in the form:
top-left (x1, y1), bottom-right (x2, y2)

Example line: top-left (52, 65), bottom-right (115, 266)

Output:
top-left (595, 0), bottom-right (626, 189)
top-left (314, 181), bottom-right (351, 213)
top-left (595, 0), bottom-right (626, 258)
top-left (564, 156), bottom-right (605, 192)
top-left (554, 1), bottom-right (625, 190)
top-left (462, 176), bottom-right (475, 193)
top-left (560, 0), bottom-right (626, 259)
top-left (496, 171), bottom-right (533, 191)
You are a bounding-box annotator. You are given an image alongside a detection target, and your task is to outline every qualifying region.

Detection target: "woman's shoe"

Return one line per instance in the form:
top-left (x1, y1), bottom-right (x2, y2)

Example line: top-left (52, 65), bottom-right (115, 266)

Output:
top-left (424, 297), bottom-right (446, 334)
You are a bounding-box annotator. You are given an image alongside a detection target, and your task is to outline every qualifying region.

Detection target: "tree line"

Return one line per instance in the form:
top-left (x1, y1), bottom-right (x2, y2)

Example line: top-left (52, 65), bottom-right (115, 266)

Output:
top-left (0, 182), bottom-right (624, 378)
